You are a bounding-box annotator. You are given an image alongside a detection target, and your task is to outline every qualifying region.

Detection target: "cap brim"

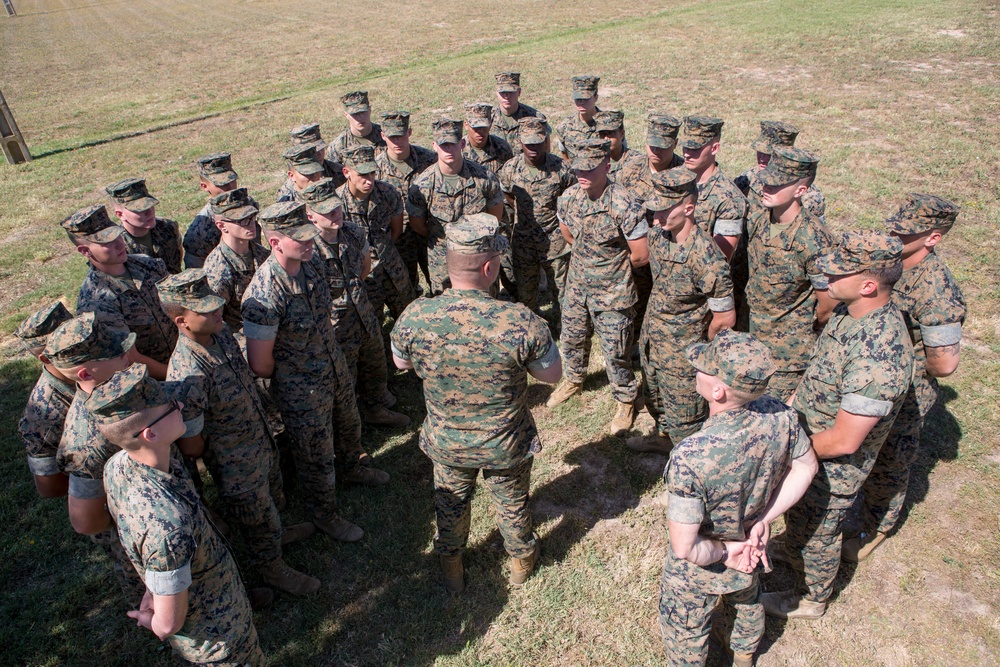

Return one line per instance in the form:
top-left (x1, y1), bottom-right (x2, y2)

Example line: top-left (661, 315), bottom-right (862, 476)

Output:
top-left (345, 104), bottom-right (371, 114)
top-left (307, 199), bottom-right (343, 215)
top-left (572, 157), bottom-right (605, 171)
top-left (467, 120), bottom-right (492, 129)
top-left (646, 135), bottom-right (678, 149)
top-left (282, 224), bottom-right (321, 241)
top-left (680, 137), bottom-right (712, 150)
top-left (685, 342), bottom-right (714, 375)
top-left (750, 137), bottom-right (772, 153)
top-left (382, 127), bottom-right (407, 137)
top-left (815, 252), bottom-right (858, 276)
top-left (204, 170), bottom-right (238, 187)
top-left (186, 295), bottom-right (227, 314)
top-left (351, 161), bottom-right (378, 174)
top-left (309, 140), bottom-right (328, 152)
top-left (434, 134), bottom-right (462, 145)
top-left (220, 205), bottom-right (258, 222)
top-left (113, 332), bottom-right (137, 359)
top-left (572, 91), bottom-right (596, 100)
top-left (644, 196), bottom-right (679, 212)
top-left (757, 167), bottom-right (798, 187)
top-left (85, 225), bottom-right (126, 244)
top-left (497, 85), bottom-right (519, 92)
top-left (121, 196), bottom-right (159, 213)
top-left (294, 162), bottom-right (326, 176)
top-left (519, 133), bottom-right (547, 145)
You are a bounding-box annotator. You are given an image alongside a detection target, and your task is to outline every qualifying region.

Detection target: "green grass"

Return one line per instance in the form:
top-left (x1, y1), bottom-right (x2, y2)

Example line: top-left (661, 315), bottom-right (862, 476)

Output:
top-left (1, 0), bottom-right (999, 664)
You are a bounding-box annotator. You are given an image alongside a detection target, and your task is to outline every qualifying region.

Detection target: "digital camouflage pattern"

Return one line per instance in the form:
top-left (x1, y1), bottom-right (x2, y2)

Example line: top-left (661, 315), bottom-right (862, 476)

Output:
top-left (336, 180), bottom-right (415, 317)
top-left (167, 329), bottom-right (283, 568)
top-left (13, 301), bottom-right (73, 351)
top-left (105, 177), bottom-right (159, 213)
top-left (197, 152), bottom-right (238, 188)
top-left (559, 181), bottom-right (647, 402)
top-left (203, 240), bottom-right (271, 333)
top-left (616, 151), bottom-right (687, 207)
top-left (743, 206), bottom-right (834, 399)
top-left (860, 249), bottom-right (965, 534)
top-left (734, 167), bottom-right (826, 220)
top-left (554, 109), bottom-right (601, 157)
top-left (749, 120), bottom-right (799, 154)
top-left (277, 156), bottom-right (347, 204)
top-left (641, 224), bottom-right (734, 441)
top-left (391, 289), bottom-right (557, 469)
top-left (787, 301), bottom-right (913, 602)
top-left (104, 451), bottom-right (263, 665)
top-left (491, 101), bottom-right (539, 156)
top-left (462, 134), bottom-right (514, 174)
top-left (406, 160), bottom-right (504, 294)
top-left (19, 368), bottom-right (76, 476)
top-left (679, 116), bottom-right (723, 150)
top-left (498, 151), bottom-right (577, 316)
top-left (61, 204), bottom-right (123, 244)
top-left (330, 124), bottom-right (386, 165)
top-left (183, 203), bottom-right (217, 269)
top-left (119, 217), bottom-right (183, 274)
top-left (76, 254), bottom-right (178, 365)
top-left (884, 192), bottom-right (960, 235)
top-left (661, 394), bottom-right (810, 663)
top-left (694, 165), bottom-right (748, 241)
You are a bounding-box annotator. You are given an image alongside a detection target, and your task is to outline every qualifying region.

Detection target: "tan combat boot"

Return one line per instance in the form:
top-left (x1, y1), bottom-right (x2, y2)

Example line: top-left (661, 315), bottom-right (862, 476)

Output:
top-left (625, 432), bottom-right (672, 454)
top-left (259, 559), bottom-right (321, 597)
top-left (510, 540), bottom-right (541, 588)
top-left (761, 590), bottom-right (827, 620)
top-left (314, 515), bottom-right (364, 542)
top-left (609, 400), bottom-right (636, 437)
top-left (341, 465), bottom-right (390, 486)
top-left (280, 522), bottom-right (316, 546)
top-left (842, 530), bottom-right (887, 563)
top-left (545, 380), bottom-right (582, 407)
top-left (363, 406), bottom-right (412, 428)
top-left (440, 554), bottom-right (464, 593)
top-left (732, 652), bottom-right (755, 667)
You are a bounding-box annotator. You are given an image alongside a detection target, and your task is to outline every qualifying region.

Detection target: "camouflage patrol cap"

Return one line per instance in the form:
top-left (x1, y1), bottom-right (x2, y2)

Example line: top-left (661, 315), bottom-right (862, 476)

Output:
top-left (817, 230), bottom-right (903, 276)
top-left (680, 116), bottom-right (724, 150)
top-left (341, 91), bottom-right (371, 114)
top-left (14, 301), bottom-right (73, 351)
top-left (297, 178), bottom-right (344, 215)
top-left (61, 205), bottom-right (124, 244)
top-left (884, 193), bottom-right (960, 235)
top-left (518, 114), bottom-right (549, 145)
top-left (595, 110), bottom-right (625, 133)
top-left (380, 111), bottom-right (411, 137)
top-left (571, 75), bottom-right (600, 100)
top-left (105, 178), bottom-right (159, 213)
top-left (432, 117), bottom-right (463, 145)
top-left (686, 329), bottom-right (776, 394)
top-left (570, 138), bottom-right (611, 171)
top-left (44, 312), bottom-right (136, 370)
top-left (343, 145), bottom-right (378, 174)
top-left (646, 168), bottom-right (699, 211)
top-left (646, 113), bottom-right (682, 149)
top-left (758, 146), bottom-right (819, 187)
top-left (751, 120), bottom-right (799, 154)
top-left (197, 152), bottom-right (238, 187)
top-left (85, 363), bottom-right (169, 425)
top-left (210, 187), bottom-right (258, 222)
top-left (464, 103), bottom-right (494, 129)
top-left (446, 213), bottom-right (510, 255)
top-left (495, 71), bottom-right (521, 92)
top-left (156, 269), bottom-right (226, 314)
top-left (283, 144), bottom-right (325, 176)
top-left (290, 123), bottom-right (327, 151)
top-left (259, 201), bottom-right (320, 241)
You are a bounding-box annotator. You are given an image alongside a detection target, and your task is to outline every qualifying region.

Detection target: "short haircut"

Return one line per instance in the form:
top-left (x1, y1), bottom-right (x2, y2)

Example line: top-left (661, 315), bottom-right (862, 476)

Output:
top-left (96, 404), bottom-right (164, 450)
top-left (161, 302), bottom-right (188, 321)
top-left (66, 231), bottom-right (83, 246)
top-left (727, 384), bottom-right (766, 406)
top-left (446, 250), bottom-right (493, 278)
top-left (863, 261), bottom-right (903, 290)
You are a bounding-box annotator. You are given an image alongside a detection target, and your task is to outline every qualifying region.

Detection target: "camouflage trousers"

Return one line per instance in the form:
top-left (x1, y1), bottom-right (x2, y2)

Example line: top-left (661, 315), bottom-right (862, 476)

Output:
top-left (91, 527), bottom-right (146, 608)
top-left (560, 298), bottom-right (639, 403)
top-left (783, 494), bottom-right (847, 603)
top-left (512, 243), bottom-right (569, 325)
top-left (765, 370), bottom-right (803, 403)
top-left (640, 341), bottom-right (707, 443)
top-left (175, 622), bottom-right (266, 667)
top-left (336, 314), bottom-right (391, 414)
top-left (860, 413), bottom-right (923, 536)
top-left (432, 455), bottom-right (536, 559)
top-left (280, 401), bottom-right (340, 522)
top-left (632, 263), bottom-right (653, 347)
top-left (365, 264), bottom-right (416, 320)
top-left (396, 228), bottom-right (429, 295)
top-left (330, 351), bottom-right (370, 473)
top-left (659, 573), bottom-right (763, 666)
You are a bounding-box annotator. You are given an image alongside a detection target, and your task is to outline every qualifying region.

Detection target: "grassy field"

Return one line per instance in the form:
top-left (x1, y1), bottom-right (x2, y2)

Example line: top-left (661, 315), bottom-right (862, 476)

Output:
top-left (1, 0), bottom-right (999, 665)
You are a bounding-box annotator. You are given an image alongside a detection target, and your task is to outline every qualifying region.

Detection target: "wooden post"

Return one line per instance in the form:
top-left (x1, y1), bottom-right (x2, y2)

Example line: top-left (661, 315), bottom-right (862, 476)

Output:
top-left (2, 0), bottom-right (15, 17)
top-left (0, 90), bottom-right (32, 164)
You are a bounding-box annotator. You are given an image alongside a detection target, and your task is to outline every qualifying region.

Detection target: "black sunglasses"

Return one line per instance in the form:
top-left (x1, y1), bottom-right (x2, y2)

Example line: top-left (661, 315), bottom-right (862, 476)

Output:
top-left (133, 399), bottom-right (180, 438)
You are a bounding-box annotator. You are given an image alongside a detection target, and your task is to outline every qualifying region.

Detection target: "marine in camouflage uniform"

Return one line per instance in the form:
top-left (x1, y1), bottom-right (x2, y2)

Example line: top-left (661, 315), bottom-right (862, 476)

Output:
top-left (106, 178), bottom-right (183, 274)
top-left (242, 203), bottom-right (380, 538)
top-left (390, 214), bottom-right (560, 589)
top-left (554, 75), bottom-right (601, 159)
top-left (46, 313), bottom-right (145, 607)
top-left (406, 117), bottom-right (504, 295)
top-left (490, 71), bottom-right (539, 156)
top-left (497, 115), bottom-right (577, 323)
top-left (15, 302), bottom-right (75, 491)
top-left (276, 123), bottom-right (347, 203)
top-left (64, 205), bottom-right (178, 370)
top-left (742, 147), bottom-right (834, 400)
top-left (852, 194), bottom-right (965, 557)
top-left (631, 169), bottom-right (735, 452)
top-left (661, 331), bottom-right (812, 667)
top-left (375, 111), bottom-right (438, 294)
top-left (89, 365), bottom-right (264, 666)
top-left (184, 153), bottom-right (260, 269)
top-left (330, 91), bottom-right (386, 165)
top-left (337, 145), bottom-right (415, 318)
top-left (300, 178), bottom-right (408, 428)
top-left (616, 114), bottom-right (686, 207)
top-left (548, 139), bottom-right (648, 434)
top-left (764, 232), bottom-right (914, 618)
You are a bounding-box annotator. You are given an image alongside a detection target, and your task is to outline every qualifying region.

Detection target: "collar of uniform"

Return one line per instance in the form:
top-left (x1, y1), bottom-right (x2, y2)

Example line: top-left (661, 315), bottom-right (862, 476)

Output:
top-left (826, 301), bottom-right (896, 344)
top-left (577, 181), bottom-right (617, 215)
top-left (697, 164), bottom-right (726, 199)
top-left (661, 227), bottom-right (696, 263)
top-left (444, 287), bottom-right (493, 299)
top-left (761, 207), bottom-right (806, 251)
top-left (433, 162), bottom-right (477, 194)
top-left (219, 239), bottom-right (267, 270)
top-left (43, 366), bottom-right (78, 393)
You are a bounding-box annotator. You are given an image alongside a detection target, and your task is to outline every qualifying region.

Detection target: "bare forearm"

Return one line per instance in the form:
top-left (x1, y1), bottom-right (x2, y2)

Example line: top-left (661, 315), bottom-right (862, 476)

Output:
top-left (758, 455), bottom-right (818, 526)
top-left (925, 342), bottom-right (960, 377)
top-left (707, 309), bottom-right (736, 340)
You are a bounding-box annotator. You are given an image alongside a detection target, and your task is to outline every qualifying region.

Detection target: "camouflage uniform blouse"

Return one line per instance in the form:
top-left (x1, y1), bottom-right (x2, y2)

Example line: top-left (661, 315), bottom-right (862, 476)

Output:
top-left (490, 102), bottom-right (539, 155)
top-left (744, 207), bottom-right (834, 373)
top-left (203, 241), bottom-right (271, 333)
top-left (104, 451), bottom-right (256, 664)
top-left (666, 395), bottom-right (811, 593)
top-left (336, 180), bottom-right (409, 296)
top-left (167, 329), bottom-right (276, 498)
top-left (375, 144), bottom-right (438, 203)
top-left (276, 158), bottom-right (346, 203)
top-left (391, 289), bottom-right (559, 469)
top-left (184, 195), bottom-right (261, 269)
top-left (310, 222), bottom-right (381, 342)
top-left (734, 167), bottom-right (826, 220)
top-left (642, 225), bottom-right (734, 373)
top-left (76, 254), bottom-right (178, 365)
top-left (793, 302), bottom-right (914, 507)
top-left (554, 110), bottom-right (600, 156)
top-left (330, 124), bottom-right (386, 165)
top-left (694, 165), bottom-right (748, 239)
top-left (121, 217), bottom-right (183, 274)
top-left (19, 369), bottom-right (76, 476)
top-left (462, 135), bottom-right (514, 174)
top-left (57, 388), bottom-right (120, 499)
top-left (614, 151), bottom-right (685, 207)
top-left (558, 182), bottom-right (648, 311)
top-left (498, 152), bottom-right (577, 261)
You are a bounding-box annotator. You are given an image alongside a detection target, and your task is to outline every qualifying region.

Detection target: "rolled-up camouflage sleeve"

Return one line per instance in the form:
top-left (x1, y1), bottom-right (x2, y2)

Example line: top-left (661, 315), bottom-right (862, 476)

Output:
top-left (405, 178), bottom-right (430, 220)
top-left (666, 454), bottom-right (707, 525)
top-left (839, 352), bottom-right (901, 418)
top-left (523, 311), bottom-right (559, 372)
top-left (712, 190), bottom-right (747, 238)
top-left (483, 171), bottom-right (504, 209)
top-left (143, 527), bottom-right (196, 596)
top-left (619, 195), bottom-right (649, 241)
top-left (389, 312), bottom-right (414, 362)
top-left (802, 221), bottom-right (836, 290)
top-left (241, 288), bottom-right (281, 342)
top-left (700, 245), bottom-right (735, 312)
